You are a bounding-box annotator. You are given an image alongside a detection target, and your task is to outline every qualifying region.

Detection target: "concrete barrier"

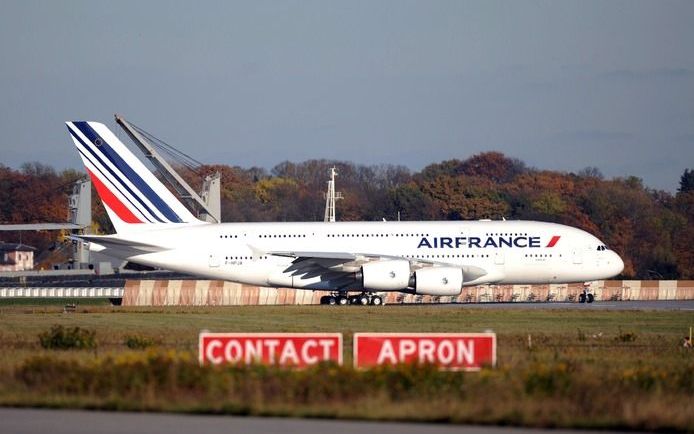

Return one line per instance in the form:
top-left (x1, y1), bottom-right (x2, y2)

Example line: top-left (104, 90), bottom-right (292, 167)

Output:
top-left (120, 280), bottom-right (694, 306)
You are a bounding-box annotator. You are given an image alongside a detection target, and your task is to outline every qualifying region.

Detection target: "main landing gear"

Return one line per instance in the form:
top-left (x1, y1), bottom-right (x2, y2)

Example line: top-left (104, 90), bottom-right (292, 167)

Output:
top-left (319, 292), bottom-right (384, 306)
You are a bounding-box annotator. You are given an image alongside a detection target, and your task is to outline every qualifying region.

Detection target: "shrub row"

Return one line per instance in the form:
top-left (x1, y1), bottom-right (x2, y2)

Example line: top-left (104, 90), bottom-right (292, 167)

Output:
top-left (37, 326), bottom-right (159, 351)
top-left (15, 350), bottom-right (693, 401)
top-left (15, 350), bottom-right (466, 404)
top-left (38, 326), bottom-right (96, 350)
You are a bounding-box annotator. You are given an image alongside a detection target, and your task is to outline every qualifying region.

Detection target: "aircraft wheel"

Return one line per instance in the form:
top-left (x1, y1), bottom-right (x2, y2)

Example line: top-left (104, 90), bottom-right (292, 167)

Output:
top-left (587, 293), bottom-right (595, 303)
top-left (348, 295), bottom-right (359, 305)
top-left (337, 295), bottom-right (349, 306)
top-left (578, 293), bottom-right (587, 303)
top-left (358, 294), bottom-right (370, 305)
top-left (328, 296), bottom-right (337, 306)
top-left (371, 295), bottom-right (383, 306)
top-left (319, 296), bottom-right (328, 305)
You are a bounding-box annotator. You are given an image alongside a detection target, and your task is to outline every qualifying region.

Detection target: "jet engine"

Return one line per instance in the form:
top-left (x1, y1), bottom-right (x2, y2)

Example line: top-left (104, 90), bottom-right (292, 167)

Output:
top-left (361, 260), bottom-right (411, 290)
top-left (413, 267), bottom-right (463, 296)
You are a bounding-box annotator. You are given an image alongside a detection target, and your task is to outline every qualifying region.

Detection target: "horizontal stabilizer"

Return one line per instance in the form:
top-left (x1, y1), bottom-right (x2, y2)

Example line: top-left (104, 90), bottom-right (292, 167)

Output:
top-left (72, 235), bottom-right (167, 254)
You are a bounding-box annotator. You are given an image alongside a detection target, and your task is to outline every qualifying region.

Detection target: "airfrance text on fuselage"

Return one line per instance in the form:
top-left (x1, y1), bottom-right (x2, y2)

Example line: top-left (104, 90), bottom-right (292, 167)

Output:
top-left (417, 235), bottom-right (559, 249)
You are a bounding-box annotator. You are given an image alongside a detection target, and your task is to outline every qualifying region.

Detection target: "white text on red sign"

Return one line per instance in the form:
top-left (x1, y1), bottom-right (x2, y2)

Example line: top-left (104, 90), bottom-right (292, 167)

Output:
top-left (199, 333), bottom-right (343, 367)
top-left (353, 333), bottom-right (496, 371)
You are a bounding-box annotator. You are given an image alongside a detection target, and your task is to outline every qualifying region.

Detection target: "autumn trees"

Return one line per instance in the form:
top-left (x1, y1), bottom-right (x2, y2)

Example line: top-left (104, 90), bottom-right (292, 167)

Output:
top-left (0, 163), bottom-right (82, 254)
top-left (200, 153), bottom-right (692, 278)
top-left (0, 154), bottom-right (691, 279)
top-left (673, 170), bottom-right (694, 278)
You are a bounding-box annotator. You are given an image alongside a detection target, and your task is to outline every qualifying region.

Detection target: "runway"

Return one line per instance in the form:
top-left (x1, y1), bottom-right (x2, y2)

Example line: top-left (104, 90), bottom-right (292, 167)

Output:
top-left (426, 300), bottom-right (694, 311)
top-left (0, 408), bottom-right (642, 434)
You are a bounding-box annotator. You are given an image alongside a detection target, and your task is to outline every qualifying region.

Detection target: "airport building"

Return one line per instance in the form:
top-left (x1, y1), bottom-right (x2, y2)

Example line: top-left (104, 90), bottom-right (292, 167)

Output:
top-left (0, 242), bottom-right (36, 272)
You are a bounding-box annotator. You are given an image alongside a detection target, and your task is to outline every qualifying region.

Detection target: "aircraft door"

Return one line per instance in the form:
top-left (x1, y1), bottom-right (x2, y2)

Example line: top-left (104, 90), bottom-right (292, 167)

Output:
top-left (208, 252), bottom-right (220, 268)
top-left (494, 251), bottom-right (505, 265)
top-left (572, 250), bottom-right (583, 264)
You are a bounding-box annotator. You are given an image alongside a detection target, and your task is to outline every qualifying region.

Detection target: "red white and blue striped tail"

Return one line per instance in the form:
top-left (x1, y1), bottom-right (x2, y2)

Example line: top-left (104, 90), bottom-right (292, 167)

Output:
top-left (66, 121), bottom-right (202, 234)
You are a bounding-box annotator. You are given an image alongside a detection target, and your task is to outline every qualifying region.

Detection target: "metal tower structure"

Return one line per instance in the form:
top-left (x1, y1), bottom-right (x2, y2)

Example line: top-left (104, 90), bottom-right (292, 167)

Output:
top-left (114, 114), bottom-right (221, 223)
top-left (323, 167), bottom-right (343, 223)
top-left (67, 178), bottom-right (91, 266)
top-left (0, 178), bottom-right (92, 269)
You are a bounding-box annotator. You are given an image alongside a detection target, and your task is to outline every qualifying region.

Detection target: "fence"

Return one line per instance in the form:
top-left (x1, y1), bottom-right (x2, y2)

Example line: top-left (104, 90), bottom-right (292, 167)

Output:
top-left (120, 280), bottom-right (694, 306)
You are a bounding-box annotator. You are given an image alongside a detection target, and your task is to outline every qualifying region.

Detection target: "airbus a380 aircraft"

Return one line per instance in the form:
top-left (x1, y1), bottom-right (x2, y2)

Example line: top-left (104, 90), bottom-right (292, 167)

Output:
top-left (66, 121), bottom-right (624, 305)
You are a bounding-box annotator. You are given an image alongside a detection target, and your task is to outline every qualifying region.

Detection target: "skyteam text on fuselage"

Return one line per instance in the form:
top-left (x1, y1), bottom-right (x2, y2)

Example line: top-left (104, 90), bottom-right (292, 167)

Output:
top-left (66, 121), bottom-right (624, 305)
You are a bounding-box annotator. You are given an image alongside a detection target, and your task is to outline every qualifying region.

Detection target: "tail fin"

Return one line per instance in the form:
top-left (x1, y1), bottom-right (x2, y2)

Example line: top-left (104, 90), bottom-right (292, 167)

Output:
top-left (66, 121), bottom-right (202, 234)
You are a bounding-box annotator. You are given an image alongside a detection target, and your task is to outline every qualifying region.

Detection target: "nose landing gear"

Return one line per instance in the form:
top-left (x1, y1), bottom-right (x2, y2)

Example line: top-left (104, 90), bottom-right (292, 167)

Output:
top-left (578, 289), bottom-right (595, 303)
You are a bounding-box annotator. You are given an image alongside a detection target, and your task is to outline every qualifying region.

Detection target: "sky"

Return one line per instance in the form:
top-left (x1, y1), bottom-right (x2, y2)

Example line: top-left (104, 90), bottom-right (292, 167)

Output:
top-left (0, 0), bottom-right (692, 191)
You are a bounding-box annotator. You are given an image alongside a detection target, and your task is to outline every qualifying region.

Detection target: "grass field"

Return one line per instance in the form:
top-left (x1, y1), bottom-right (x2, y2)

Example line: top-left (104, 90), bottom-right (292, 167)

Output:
top-left (0, 304), bottom-right (692, 431)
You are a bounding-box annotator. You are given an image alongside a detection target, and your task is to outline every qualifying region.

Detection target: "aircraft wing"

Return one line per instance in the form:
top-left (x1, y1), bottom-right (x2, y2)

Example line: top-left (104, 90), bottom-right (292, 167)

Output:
top-left (267, 250), bottom-right (488, 284)
top-left (270, 251), bottom-right (357, 261)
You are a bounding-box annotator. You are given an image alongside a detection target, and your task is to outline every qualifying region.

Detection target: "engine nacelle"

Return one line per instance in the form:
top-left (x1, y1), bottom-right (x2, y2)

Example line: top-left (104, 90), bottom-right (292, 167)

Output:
top-left (361, 260), bottom-right (411, 291)
top-left (414, 267), bottom-right (463, 296)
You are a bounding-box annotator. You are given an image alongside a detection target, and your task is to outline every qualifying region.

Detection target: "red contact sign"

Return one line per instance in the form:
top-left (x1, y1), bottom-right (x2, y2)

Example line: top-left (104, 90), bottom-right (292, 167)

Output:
top-left (199, 333), bottom-right (343, 367)
top-left (353, 333), bottom-right (496, 371)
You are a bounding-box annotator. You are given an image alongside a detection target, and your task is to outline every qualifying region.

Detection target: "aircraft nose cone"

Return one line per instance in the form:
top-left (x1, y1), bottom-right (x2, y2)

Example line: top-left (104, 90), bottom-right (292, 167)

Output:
top-left (611, 251), bottom-right (624, 276)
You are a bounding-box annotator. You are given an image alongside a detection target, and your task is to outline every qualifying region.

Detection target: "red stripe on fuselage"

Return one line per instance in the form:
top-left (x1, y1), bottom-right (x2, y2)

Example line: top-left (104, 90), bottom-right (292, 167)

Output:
top-left (86, 168), bottom-right (142, 224)
top-left (546, 235), bottom-right (560, 248)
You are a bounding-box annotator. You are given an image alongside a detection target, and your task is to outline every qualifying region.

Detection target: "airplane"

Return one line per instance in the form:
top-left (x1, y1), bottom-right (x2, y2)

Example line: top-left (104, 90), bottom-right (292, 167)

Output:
top-left (66, 121), bottom-right (624, 306)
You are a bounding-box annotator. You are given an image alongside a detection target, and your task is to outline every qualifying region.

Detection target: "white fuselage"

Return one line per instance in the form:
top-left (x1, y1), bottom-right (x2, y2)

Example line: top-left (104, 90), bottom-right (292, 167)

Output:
top-left (103, 220), bottom-right (624, 292)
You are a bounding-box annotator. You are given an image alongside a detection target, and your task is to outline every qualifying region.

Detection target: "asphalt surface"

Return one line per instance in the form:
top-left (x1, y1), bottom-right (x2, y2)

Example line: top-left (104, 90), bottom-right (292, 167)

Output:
top-left (0, 408), bottom-right (642, 434)
top-left (422, 300), bottom-right (694, 311)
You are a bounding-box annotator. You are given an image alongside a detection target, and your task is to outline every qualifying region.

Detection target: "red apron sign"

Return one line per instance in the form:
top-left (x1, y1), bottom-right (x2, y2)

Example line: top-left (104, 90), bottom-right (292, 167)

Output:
top-left (353, 333), bottom-right (496, 371)
top-left (199, 333), bottom-right (343, 367)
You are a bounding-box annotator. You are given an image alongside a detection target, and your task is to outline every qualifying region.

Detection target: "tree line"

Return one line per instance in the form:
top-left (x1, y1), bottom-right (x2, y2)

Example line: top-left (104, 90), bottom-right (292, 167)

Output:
top-left (1, 153), bottom-right (692, 279)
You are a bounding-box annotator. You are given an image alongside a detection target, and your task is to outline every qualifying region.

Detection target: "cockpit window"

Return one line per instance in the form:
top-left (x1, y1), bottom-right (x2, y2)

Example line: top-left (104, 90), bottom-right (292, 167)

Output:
top-left (596, 245), bottom-right (608, 251)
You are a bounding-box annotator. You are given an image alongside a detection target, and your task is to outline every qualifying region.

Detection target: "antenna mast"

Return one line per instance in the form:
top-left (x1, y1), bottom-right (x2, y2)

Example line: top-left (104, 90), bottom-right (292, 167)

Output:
top-left (323, 167), bottom-right (343, 222)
